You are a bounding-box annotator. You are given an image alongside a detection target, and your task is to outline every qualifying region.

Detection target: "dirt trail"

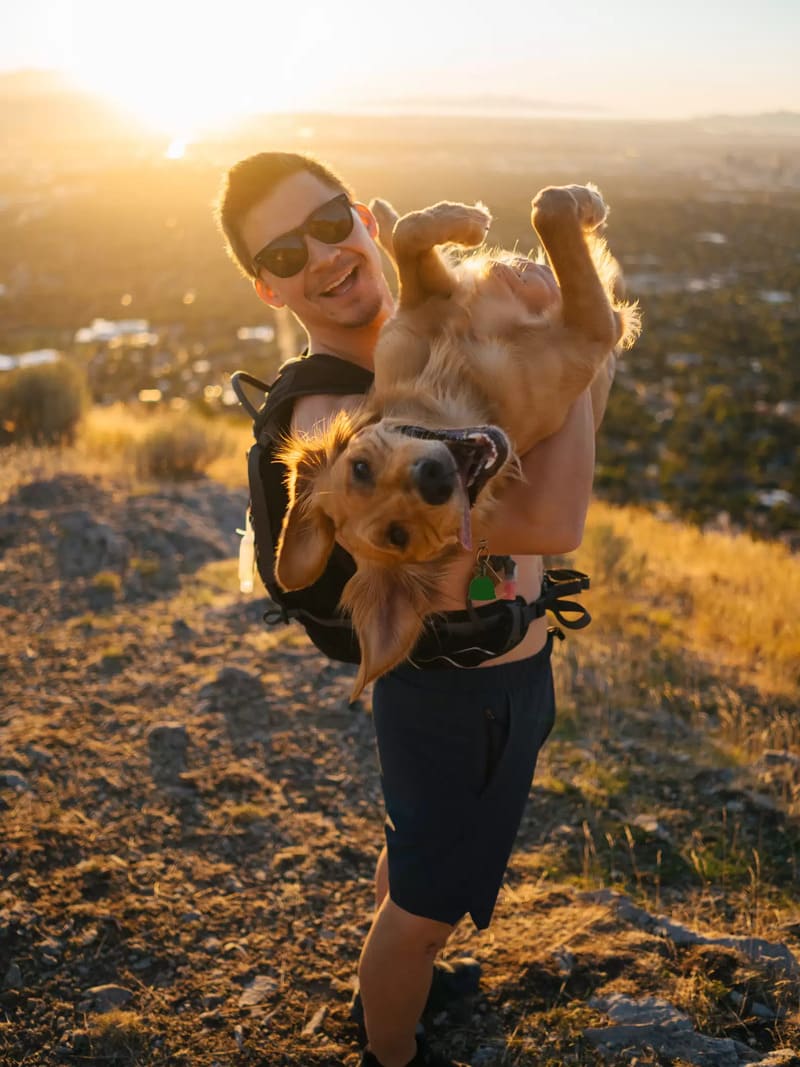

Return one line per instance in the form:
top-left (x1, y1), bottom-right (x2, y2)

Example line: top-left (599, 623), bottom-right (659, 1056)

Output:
top-left (1, 474), bottom-right (798, 1065)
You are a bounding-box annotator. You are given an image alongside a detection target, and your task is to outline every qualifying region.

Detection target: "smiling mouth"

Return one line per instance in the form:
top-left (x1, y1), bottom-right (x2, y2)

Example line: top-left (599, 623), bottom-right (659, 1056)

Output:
top-left (320, 264), bottom-right (358, 297)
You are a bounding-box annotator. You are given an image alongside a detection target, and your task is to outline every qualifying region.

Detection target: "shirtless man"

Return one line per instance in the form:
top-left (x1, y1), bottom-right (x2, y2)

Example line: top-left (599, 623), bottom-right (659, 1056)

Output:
top-left (217, 152), bottom-right (610, 1067)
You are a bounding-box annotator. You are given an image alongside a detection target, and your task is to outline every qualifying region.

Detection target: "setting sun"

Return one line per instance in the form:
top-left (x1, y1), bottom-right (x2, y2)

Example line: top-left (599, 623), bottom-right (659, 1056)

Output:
top-left (52, 0), bottom-right (349, 138)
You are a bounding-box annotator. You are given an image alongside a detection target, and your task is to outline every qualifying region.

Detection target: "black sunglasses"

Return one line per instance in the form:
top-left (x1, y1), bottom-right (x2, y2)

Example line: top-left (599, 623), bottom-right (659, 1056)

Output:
top-left (252, 193), bottom-right (355, 278)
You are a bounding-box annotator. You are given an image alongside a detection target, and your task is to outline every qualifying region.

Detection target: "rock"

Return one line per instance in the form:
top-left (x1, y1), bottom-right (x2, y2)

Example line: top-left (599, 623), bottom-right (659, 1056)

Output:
top-left (85, 984), bottom-right (134, 1011)
top-left (632, 813), bottom-right (672, 840)
top-left (553, 948), bottom-right (575, 976)
top-left (0, 770), bottom-right (30, 790)
top-left (198, 667), bottom-right (269, 740)
top-left (712, 937), bottom-right (799, 979)
top-left (199, 1010), bottom-right (225, 1028)
top-left (238, 975), bottom-right (278, 1008)
top-left (728, 991), bottom-right (779, 1021)
top-left (586, 993), bottom-right (760, 1066)
top-left (581, 889), bottom-right (800, 973)
top-left (146, 722), bottom-right (188, 783)
top-left (755, 1052), bottom-right (800, 1067)
top-left (301, 1004), bottom-right (326, 1036)
top-left (3, 963), bottom-right (22, 989)
top-left (591, 992), bottom-right (693, 1030)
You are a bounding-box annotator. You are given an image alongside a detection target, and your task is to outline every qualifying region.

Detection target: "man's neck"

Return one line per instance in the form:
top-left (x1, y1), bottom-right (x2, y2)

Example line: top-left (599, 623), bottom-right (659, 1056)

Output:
top-left (306, 300), bottom-right (394, 371)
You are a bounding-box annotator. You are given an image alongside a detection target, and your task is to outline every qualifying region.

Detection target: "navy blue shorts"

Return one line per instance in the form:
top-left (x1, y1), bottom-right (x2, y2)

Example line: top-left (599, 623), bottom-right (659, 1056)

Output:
top-left (371, 631), bottom-right (556, 930)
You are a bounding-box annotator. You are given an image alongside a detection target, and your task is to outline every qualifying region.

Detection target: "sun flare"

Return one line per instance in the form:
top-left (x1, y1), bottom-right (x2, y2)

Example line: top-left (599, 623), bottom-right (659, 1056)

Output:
top-left (62, 0), bottom-right (346, 139)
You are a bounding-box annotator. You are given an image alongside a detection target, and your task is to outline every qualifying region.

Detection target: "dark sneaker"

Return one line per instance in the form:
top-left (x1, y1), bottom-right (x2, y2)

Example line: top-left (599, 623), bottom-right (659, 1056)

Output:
top-left (350, 957), bottom-right (481, 1041)
top-left (360, 1035), bottom-right (471, 1067)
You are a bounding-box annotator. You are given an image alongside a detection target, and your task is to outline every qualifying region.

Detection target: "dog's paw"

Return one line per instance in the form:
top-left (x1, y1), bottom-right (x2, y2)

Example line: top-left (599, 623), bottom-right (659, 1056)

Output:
top-left (395, 201), bottom-right (491, 256)
top-left (532, 184), bottom-right (607, 233)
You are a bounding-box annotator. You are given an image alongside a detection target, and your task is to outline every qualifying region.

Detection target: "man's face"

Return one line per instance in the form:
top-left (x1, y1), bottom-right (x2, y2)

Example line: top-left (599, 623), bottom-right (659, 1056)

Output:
top-left (240, 170), bottom-right (389, 335)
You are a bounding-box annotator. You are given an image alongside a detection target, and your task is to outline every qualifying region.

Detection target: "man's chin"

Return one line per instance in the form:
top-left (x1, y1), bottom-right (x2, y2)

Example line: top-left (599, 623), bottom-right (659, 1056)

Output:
top-left (340, 293), bottom-right (386, 330)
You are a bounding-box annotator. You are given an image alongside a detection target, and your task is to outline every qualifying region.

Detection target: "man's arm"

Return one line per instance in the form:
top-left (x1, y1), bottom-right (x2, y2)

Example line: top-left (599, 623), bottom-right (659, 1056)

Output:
top-left (291, 393), bottom-right (364, 436)
top-left (475, 389), bottom-right (596, 556)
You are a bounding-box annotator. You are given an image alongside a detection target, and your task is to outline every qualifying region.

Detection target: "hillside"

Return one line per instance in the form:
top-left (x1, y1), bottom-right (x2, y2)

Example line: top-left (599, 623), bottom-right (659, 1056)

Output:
top-left (1, 87), bottom-right (799, 540)
top-left (1, 447), bottom-right (798, 1066)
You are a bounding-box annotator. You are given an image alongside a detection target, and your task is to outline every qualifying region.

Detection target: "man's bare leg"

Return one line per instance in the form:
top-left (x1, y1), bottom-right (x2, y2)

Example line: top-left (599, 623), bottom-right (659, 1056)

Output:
top-left (358, 897), bottom-right (453, 1067)
top-left (375, 845), bottom-right (389, 910)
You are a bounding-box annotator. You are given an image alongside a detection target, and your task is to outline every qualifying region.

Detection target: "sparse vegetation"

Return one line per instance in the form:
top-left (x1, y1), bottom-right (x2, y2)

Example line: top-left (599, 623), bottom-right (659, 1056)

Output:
top-left (1, 442), bottom-right (798, 1065)
top-left (0, 359), bottom-right (89, 445)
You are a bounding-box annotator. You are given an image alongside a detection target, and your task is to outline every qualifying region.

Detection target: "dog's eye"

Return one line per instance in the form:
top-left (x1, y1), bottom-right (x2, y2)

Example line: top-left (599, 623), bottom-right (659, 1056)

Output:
top-left (351, 459), bottom-right (373, 485)
top-left (386, 523), bottom-right (409, 549)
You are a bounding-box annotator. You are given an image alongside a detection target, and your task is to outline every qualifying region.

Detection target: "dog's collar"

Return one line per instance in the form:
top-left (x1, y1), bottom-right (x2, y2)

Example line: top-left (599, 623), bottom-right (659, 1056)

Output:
top-left (389, 423), bottom-right (509, 505)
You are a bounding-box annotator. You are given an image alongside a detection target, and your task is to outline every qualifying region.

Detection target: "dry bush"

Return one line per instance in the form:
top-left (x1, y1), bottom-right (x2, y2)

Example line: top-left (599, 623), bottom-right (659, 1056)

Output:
top-left (582, 500), bottom-right (800, 698)
top-left (0, 359), bottom-right (89, 445)
top-left (131, 414), bottom-right (235, 480)
top-left (78, 403), bottom-right (242, 482)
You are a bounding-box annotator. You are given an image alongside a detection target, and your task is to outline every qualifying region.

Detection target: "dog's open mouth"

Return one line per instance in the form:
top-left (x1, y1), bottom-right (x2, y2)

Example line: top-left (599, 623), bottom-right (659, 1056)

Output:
top-left (390, 424), bottom-right (510, 550)
top-left (392, 423), bottom-right (509, 501)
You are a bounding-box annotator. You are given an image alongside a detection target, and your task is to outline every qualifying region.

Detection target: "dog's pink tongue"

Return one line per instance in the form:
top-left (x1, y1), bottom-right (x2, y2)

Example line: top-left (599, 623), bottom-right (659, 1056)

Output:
top-left (459, 498), bottom-right (472, 551)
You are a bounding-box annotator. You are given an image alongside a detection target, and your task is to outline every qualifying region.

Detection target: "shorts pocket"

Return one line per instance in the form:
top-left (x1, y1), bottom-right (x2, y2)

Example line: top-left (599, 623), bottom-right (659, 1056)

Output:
top-left (481, 698), bottom-right (511, 793)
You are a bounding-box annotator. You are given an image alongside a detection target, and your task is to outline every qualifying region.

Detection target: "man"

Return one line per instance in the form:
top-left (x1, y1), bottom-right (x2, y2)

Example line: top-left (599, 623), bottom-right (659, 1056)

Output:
top-left (217, 152), bottom-right (609, 1067)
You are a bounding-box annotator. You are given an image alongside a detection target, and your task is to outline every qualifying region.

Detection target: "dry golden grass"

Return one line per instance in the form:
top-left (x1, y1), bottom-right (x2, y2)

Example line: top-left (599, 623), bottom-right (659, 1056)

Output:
top-left (580, 500), bottom-right (800, 700)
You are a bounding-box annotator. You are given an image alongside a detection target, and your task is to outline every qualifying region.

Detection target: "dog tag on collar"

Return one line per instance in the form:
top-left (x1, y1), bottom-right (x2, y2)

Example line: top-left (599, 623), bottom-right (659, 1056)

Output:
top-left (468, 573), bottom-right (496, 600)
top-left (469, 541), bottom-right (496, 601)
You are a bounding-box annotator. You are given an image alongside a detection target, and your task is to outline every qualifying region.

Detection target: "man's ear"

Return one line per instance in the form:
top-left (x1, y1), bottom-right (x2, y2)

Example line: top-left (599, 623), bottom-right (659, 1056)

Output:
top-left (354, 202), bottom-right (379, 241)
top-left (342, 565), bottom-right (431, 700)
top-left (254, 276), bottom-right (285, 309)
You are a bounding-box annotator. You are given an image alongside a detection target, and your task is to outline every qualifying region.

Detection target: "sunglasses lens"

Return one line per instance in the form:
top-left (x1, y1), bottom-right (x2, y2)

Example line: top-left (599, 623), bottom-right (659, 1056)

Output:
top-left (252, 195), bottom-right (354, 278)
top-left (257, 238), bottom-right (307, 278)
top-left (307, 196), bottom-right (354, 244)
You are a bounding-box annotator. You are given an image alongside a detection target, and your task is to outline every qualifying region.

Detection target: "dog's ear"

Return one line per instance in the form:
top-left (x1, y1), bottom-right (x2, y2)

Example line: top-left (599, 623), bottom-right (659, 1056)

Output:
top-left (342, 565), bottom-right (434, 700)
top-left (392, 201), bottom-right (492, 309)
top-left (275, 416), bottom-right (354, 591)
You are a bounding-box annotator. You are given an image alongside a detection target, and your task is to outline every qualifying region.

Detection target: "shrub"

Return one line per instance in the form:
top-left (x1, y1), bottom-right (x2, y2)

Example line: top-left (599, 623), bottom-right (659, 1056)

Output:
top-left (0, 359), bottom-right (89, 445)
top-left (132, 415), bottom-right (233, 480)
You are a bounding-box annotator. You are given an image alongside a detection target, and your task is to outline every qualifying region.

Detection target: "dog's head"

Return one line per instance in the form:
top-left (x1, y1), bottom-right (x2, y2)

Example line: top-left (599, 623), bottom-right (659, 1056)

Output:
top-left (276, 411), bottom-right (510, 581)
top-left (275, 410), bottom-right (510, 695)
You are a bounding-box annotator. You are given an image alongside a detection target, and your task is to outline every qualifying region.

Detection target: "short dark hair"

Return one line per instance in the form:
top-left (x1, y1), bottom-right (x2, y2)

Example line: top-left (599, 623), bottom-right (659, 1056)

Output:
top-left (215, 152), bottom-right (352, 278)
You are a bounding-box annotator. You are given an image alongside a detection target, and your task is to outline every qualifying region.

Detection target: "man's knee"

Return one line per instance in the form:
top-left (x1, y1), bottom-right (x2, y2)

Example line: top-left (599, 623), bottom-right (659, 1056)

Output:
top-left (373, 897), bottom-right (453, 960)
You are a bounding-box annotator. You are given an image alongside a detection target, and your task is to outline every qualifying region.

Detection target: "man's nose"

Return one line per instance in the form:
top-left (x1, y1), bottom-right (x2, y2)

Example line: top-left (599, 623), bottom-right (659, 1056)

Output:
top-left (305, 235), bottom-right (341, 270)
top-left (412, 457), bottom-right (456, 505)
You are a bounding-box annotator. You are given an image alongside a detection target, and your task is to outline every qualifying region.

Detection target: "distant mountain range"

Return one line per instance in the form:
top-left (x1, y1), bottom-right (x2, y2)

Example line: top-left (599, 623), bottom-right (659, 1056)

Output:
top-left (1, 68), bottom-right (798, 143)
top-left (0, 68), bottom-right (152, 145)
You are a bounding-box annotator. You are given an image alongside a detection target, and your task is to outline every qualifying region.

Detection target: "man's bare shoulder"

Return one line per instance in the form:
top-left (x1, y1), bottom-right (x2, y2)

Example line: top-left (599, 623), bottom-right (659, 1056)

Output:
top-left (291, 393), bottom-right (365, 437)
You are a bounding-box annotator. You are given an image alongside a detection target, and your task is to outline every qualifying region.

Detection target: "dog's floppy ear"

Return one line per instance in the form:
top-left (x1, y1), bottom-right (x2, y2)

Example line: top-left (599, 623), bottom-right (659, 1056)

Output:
top-left (392, 201), bottom-right (492, 309)
top-left (275, 415), bottom-right (354, 591)
top-left (342, 564), bottom-right (437, 701)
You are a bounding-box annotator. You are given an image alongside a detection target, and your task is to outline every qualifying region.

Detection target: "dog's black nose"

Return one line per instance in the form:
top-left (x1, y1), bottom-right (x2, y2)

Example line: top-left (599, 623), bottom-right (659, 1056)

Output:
top-left (413, 457), bottom-right (455, 505)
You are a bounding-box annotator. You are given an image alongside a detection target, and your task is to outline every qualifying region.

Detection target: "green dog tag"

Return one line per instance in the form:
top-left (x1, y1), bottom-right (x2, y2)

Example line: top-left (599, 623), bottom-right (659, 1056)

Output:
top-left (468, 575), bottom-right (496, 600)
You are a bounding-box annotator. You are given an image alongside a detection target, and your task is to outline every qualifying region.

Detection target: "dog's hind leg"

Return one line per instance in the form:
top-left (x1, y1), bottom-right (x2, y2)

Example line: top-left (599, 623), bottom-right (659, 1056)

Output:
top-left (531, 185), bottom-right (621, 349)
top-left (393, 201), bottom-right (491, 308)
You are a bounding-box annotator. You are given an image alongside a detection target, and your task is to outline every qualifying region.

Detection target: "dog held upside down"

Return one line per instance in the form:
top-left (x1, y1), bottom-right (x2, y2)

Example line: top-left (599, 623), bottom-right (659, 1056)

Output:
top-left (276, 185), bottom-right (640, 695)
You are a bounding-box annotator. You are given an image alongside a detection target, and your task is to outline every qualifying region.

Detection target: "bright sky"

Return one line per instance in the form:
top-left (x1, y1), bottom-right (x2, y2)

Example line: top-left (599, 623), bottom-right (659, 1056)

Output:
top-left (2, 0), bottom-right (798, 136)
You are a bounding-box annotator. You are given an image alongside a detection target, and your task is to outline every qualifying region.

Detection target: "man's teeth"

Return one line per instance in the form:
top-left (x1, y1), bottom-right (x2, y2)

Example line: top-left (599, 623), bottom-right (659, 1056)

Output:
top-left (321, 266), bottom-right (355, 295)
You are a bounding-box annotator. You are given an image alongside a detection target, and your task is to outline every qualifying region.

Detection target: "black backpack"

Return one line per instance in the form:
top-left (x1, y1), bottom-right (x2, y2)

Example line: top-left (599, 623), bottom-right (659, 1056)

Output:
top-left (232, 352), bottom-right (374, 663)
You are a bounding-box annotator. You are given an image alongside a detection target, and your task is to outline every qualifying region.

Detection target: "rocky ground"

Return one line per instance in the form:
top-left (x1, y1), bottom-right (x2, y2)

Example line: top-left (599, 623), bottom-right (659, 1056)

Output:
top-left (1, 472), bottom-right (799, 1066)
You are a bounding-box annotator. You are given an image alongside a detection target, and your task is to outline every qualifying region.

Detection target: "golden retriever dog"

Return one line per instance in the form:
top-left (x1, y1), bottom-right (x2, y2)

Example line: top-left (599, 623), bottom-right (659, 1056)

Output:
top-left (276, 185), bottom-right (639, 695)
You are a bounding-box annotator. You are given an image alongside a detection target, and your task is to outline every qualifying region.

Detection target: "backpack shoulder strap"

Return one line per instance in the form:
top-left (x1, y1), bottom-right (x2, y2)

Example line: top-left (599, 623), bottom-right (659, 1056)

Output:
top-left (231, 353), bottom-right (373, 444)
